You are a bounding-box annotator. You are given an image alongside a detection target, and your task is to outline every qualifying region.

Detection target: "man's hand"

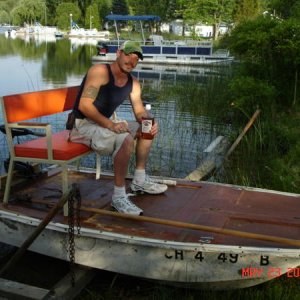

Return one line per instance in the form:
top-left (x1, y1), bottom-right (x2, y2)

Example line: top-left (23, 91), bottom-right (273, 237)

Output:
top-left (151, 121), bottom-right (158, 137)
top-left (109, 121), bottom-right (129, 134)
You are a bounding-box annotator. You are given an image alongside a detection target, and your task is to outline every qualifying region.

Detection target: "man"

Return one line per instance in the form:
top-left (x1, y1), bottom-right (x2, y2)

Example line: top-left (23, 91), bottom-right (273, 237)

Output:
top-left (69, 41), bottom-right (167, 215)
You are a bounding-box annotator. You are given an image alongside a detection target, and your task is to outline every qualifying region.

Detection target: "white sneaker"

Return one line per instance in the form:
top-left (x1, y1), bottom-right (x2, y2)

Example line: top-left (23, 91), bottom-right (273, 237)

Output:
top-left (111, 194), bottom-right (143, 215)
top-left (131, 176), bottom-right (168, 194)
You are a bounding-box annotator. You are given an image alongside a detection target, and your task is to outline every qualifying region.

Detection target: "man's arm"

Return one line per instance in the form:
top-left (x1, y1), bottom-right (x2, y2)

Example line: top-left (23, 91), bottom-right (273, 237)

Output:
top-left (130, 77), bottom-right (147, 122)
top-left (130, 77), bottom-right (158, 137)
top-left (78, 65), bottom-right (114, 129)
top-left (78, 65), bottom-right (128, 133)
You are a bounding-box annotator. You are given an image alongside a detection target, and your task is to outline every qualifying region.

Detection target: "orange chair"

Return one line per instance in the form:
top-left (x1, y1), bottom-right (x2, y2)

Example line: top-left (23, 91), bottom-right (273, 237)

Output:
top-left (0, 86), bottom-right (101, 214)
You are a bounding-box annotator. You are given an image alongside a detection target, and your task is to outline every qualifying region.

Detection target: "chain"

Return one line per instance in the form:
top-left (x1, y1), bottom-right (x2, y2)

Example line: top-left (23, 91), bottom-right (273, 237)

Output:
top-left (68, 183), bottom-right (81, 287)
top-left (75, 186), bottom-right (81, 236)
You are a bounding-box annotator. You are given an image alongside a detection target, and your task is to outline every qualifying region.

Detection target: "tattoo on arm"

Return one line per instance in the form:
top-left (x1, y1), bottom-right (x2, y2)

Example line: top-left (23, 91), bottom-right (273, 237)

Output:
top-left (82, 86), bottom-right (98, 99)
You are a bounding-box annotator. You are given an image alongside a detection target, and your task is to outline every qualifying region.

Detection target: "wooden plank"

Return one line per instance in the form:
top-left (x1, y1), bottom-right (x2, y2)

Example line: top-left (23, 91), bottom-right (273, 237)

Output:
top-left (48, 266), bottom-right (96, 300)
top-left (0, 278), bottom-right (50, 300)
top-left (224, 109), bottom-right (261, 159)
top-left (185, 109), bottom-right (261, 181)
top-left (80, 206), bottom-right (300, 247)
top-left (203, 135), bottom-right (225, 153)
top-left (185, 159), bottom-right (217, 181)
top-left (185, 137), bottom-right (230, 181)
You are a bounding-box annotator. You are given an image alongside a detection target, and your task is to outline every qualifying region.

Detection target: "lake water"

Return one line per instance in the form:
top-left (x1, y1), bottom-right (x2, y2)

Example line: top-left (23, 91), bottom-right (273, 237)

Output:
top-left (0, 32), bottom-right (232, 178)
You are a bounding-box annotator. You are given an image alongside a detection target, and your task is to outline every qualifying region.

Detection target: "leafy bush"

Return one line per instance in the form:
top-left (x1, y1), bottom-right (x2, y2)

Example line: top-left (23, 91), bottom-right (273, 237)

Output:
top-left (228, 76), bottom-right (276, 115)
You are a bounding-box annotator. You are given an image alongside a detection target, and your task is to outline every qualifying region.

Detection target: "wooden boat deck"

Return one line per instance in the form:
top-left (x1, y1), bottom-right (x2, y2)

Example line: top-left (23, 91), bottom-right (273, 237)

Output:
top-left (1, 169), bottom-right (300, 249)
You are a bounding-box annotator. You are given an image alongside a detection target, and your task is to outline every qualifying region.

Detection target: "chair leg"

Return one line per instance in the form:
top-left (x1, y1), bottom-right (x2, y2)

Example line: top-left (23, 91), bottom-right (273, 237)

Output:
top-left (96, 154), bottom-right (101, 180)
top-left (3, 159), bottom-right (15, 203)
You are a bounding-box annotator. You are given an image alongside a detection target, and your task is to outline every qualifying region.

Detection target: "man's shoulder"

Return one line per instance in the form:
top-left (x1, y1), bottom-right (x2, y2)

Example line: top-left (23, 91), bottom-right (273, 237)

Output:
top-left (87, 64), bottom-right (110, 82)
top-left (131, 75), bottom-right (141, 86)
top-left (89, 63), bottom-right (108, 73)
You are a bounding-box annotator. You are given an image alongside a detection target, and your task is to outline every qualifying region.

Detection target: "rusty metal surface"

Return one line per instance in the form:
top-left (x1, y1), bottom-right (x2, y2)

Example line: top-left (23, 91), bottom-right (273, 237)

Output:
top-left (1, 170), bottom-right (300, 248)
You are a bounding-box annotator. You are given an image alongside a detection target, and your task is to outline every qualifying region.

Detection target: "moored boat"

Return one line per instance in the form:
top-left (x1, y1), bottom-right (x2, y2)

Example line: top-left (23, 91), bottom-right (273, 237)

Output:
top-left (93, 39), bottom-right (233, 66)
top-left (54, 31), bottom-right (64, 38)
top-left (0, 169), bottom-right (300, 290)
top-left (92, 15), bottom-right (234, 66)
top-left (0, 86), bottom-right (299, 290)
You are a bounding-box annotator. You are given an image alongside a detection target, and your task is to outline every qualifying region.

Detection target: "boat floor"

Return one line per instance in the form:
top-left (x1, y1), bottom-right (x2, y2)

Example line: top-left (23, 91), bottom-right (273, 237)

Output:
top-left (1, 169), bottom-right (300, 249)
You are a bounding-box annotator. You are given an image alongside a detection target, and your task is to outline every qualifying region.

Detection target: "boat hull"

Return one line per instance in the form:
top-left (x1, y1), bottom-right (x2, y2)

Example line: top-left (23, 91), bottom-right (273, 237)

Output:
top-left (0, 209), bottom-right (299, 290)
top-left (92, 53), bottom-right (234, 66)
top-left (93, 43), bottom-right (233, 66)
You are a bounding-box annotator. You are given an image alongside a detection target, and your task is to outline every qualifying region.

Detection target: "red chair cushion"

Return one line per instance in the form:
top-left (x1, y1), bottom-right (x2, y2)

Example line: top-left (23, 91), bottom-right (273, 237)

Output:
top-left (14, 130), bottom-right (90, 160)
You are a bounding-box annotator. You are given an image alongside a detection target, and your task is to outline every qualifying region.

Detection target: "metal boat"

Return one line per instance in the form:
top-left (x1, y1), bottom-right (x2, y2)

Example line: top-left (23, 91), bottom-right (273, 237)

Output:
top-left (0, 169), bottom-right (299, 290)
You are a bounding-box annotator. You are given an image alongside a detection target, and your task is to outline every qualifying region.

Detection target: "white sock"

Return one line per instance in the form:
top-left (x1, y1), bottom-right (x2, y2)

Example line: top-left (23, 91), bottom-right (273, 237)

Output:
top-left (113, 185), bottom-right (126, 197)
top-left (133, 169), bottom-right (146, 184)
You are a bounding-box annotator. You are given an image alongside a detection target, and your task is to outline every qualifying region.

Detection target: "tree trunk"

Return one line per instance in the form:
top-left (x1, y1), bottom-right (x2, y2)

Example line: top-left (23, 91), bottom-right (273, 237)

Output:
top-left (293, 69), bottom-right (298, 105)
top-left (213, 23), bottom-right (220, 40)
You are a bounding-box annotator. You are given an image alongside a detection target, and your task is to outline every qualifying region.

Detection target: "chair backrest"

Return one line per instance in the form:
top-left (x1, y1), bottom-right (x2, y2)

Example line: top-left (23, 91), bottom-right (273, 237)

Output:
top-left (1, 86), bottom-right (79, 123)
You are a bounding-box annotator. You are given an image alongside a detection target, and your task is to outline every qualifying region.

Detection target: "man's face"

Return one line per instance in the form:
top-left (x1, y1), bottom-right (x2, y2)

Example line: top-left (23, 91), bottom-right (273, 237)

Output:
top-left (117, 50), bottom-right (139, 73)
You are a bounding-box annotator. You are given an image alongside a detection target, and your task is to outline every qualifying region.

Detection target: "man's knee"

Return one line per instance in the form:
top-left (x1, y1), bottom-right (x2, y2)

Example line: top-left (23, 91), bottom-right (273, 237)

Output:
top-left (124, 134), bottom-right (135, 153)
top-left (116, 134), bottom-right (134, 155)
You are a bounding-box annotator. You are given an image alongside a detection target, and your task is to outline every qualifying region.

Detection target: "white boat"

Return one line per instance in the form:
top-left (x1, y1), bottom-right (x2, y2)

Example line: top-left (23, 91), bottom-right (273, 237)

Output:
top-left (68, 21), bottom-right (110, 40)
top-left (14, 23), bottom-right (58, 36)
top-left (69, 28), bottom-right (110, 39)
top-left (0, 169), bottom-right (300, 290)
top-left (54, 31), bottom-right (64, 38)
top-left (0, 87), bottom-right (299, 290)
top-left (92, 15), bottom-right (234, 66)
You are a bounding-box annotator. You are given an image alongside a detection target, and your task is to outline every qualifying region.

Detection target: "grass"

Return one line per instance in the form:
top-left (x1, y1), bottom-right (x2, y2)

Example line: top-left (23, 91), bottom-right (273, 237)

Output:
top-left (217, 107), bottom-right (300, 194)
top-left (76, 271), bottom-right (300, 300)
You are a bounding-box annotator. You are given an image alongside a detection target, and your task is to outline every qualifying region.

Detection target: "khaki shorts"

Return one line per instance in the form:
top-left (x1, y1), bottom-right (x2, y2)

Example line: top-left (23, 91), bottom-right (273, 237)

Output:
top-left (69, 118), bottom-right (140, 158)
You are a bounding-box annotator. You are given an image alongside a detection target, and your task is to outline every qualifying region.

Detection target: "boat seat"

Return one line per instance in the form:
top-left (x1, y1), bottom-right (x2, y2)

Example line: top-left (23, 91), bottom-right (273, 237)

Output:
top-left (0, 86), bottom-right (103, 215)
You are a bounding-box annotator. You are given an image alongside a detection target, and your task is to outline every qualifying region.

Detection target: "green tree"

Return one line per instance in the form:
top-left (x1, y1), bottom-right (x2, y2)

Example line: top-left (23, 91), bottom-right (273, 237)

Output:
top-left (179, 0), bottom-right (236, 40)
top-left (77, 0), bottom-right (93, 20)
top-left (0, 0), bottom-right (17, 13)
top-left (97, 0), bottom-right (111, 28)
top-left (111, 0), bottom-right (129, 15)
top-left (269, 0), bottom-right (300, 19)
top-left (85, 3), bottom-right (100, 30)
top-left (55, 2), bottom-right (81, 30)
top-left (233, 0), bottom-right (265, 23)
top-left (166, 0), bottom-right (179, 21)
top-left (46, 0), bottom-right (60, 25)
top-left (11, 0), bottom-right (46, 25)
top-left (0, 10), bottom-right (10, 24)
top-left (127, 0), bottom-right (169, 19)
top-left (228, 16), bottom-right (300, 107)
top-left (127, 0), bottom-right (170, 33)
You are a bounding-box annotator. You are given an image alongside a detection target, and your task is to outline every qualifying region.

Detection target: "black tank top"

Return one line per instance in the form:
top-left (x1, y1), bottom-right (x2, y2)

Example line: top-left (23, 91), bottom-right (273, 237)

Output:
top-left (74, 64), bottom-right (133, 119)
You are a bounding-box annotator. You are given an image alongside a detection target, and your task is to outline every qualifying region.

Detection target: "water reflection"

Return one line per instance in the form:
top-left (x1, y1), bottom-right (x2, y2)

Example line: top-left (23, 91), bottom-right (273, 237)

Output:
top-left (0, 34), bottom-right (232, 178)
top-left (0, 34), bottom-right (93, 94)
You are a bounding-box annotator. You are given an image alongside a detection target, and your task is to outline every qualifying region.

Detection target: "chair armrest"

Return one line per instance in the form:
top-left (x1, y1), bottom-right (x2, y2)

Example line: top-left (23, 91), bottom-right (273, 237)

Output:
top-left (17, 122), bottom-right (49, 127)
top-left (8, 123), bottom-right (54, 160)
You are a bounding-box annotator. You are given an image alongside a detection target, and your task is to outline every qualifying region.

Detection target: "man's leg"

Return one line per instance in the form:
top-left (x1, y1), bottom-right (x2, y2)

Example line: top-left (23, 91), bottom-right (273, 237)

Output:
top-left (111, 134), bottom-right (143, 215)
top-left (113, 134), bottom-right (134, 186)
top-left (131, 138), bottom-right (168, 194)
top-left (135, 137), bottom-right (153, 170)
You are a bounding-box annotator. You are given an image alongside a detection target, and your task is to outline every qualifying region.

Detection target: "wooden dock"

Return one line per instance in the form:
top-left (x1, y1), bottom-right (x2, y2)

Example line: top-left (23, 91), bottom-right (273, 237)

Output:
top-left (0, 244), bottom-right (96, 300)
top-left (0, 265), bottom-right (96, 299)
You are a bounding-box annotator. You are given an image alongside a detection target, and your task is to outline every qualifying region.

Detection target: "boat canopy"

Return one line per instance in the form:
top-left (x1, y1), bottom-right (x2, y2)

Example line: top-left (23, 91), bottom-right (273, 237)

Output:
top-left (105, 15), bottom-right (161, 22)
